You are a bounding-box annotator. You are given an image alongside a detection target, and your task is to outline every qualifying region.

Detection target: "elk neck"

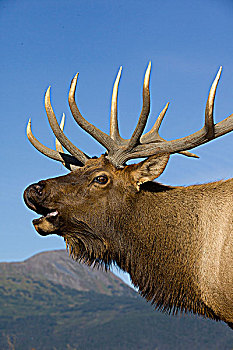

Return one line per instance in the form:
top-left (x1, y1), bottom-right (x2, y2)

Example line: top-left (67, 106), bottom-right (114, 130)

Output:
top-left (111, 179), bottom-right (232, 319)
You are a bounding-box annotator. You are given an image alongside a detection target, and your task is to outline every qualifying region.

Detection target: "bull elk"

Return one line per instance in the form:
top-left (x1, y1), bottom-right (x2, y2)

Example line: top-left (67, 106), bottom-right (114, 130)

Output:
top-left (24, 63), bottom-right (233, 329)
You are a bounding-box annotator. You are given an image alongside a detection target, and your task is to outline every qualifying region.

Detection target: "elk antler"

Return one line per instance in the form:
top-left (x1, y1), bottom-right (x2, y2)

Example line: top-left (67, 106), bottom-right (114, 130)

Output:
top-left (106, 63), bottom-right (199, 165)
top-left (27, 63), bottom-right (233, 169)
top-left (105, 66), bottom-right (233, 167)
top-left (103, 65), bottom-right (233, 167)
top-left (27, 114), bottom-right (86, 170)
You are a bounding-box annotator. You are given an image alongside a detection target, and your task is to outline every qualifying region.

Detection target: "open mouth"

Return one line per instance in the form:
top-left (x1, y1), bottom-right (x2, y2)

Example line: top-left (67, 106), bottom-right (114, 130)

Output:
top-left (33, 209), bottom-right (59, 225)
top-left (24, 184), bottom-right (62, 236)
top-left (32, 209), bottom-right (60, 236)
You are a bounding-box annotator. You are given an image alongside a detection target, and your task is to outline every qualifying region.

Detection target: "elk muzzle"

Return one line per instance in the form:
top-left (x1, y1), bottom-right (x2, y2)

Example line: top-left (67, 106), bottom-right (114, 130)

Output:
top-left (24, 181), bottom-right (60, 236)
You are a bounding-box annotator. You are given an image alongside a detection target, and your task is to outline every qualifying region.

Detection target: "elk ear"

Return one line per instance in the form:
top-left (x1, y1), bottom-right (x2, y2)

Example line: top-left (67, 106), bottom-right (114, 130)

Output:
top-left (131, 153), bottom-right (170, 190)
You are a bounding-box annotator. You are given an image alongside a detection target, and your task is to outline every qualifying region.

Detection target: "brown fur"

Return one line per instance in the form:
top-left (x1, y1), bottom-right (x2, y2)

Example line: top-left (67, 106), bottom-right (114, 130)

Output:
top-left (24, 156), bottom-right (233, 328)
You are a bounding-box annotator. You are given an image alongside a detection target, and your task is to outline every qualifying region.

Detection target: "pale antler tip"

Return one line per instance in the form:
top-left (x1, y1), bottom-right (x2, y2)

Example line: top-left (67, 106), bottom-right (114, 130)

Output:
top-left (56, 114), bottom-right (65, 153)
top-left (45, 86), bottom-right (51, 99)
top-left (110, 66), bottom-right (122, 140)
top-left (147, 61), bottom-right (152, 72)
top-left (144, 62), bottom-right (151, 88)
top-left (69, 74), bottom-right (79, 97)
top-left (211, 67), bottom-right (222, 90)
top-left (208, 66), bottom-right (223, 105)
top-left (216, 66), bottom-right (222, 79)
top-left (74, 73), bottom-right (79, 81)
top-left (190, 153), bottom-right (199, 159)
top-left (116, 66), bottom-right (122, 81)
top-left (115, 66), bottom-right (122, 81)
top-left (147, 61), bottom-right (152, 73)
top-left (26, 118), bottom-right (32, 136)
top-left (117, 66), bottom-right (122, 77)
top-left (60, 113), bottom-right (65, 130)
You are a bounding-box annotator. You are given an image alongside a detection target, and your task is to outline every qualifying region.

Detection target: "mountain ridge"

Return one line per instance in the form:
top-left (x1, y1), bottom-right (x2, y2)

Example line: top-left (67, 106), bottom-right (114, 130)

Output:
top-left (0, 249), bottom-right (132, 296)
top-left (0, 250), bottom-right (232, 349)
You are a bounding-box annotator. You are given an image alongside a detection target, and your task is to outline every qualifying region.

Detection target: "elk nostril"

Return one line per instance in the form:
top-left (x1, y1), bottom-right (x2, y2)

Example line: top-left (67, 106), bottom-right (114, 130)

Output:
top-left (34, 182), bottom-right (45, 196)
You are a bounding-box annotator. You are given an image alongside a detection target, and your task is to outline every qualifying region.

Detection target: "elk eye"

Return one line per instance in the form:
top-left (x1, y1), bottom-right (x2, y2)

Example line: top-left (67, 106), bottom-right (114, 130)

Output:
top-left (94, 175), bottom-right (108, 184)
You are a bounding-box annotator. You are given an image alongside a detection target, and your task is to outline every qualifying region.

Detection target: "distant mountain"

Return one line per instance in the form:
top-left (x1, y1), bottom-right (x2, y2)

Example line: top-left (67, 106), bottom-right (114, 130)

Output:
top-left (0, 250), bottom-right (131, 296)
top-left (0, 250), bottom-right (232, 350)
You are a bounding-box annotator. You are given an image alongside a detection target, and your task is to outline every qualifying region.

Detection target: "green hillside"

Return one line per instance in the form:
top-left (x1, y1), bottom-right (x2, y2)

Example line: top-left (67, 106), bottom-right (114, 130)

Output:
top-left (0, 250), bottom-right (232, 349)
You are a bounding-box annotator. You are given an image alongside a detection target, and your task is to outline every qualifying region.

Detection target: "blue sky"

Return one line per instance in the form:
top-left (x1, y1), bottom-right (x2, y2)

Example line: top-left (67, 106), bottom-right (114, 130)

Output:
top-left (1, 0), bottom-right (233, 284)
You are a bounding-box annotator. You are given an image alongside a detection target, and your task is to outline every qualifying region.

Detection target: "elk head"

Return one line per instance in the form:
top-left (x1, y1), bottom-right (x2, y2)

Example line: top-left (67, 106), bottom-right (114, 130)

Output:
top-left (24, 63), bottom-right (233, 266)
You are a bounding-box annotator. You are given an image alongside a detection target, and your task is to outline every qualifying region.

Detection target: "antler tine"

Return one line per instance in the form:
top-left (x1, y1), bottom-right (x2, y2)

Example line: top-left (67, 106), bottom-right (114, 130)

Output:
top-left (55, 113), bottom-right (65, 153)
top-left (45, 87), bottom-right (89, 165)
top-left (179, 150), bottom-right (199, 158)
top-left (141, 103), bottom-right (199, 158)
top-left (127, 62), bottom-right (151, 150)
top-left (110, 66), bottom-right (122, 143)
top-left (141, 102), bottom-right (169, 143)
top-left (68, 73), bottom-right (117, 153)
top-left (205, 66), bottom-right (222, 139)
top-left (27, 118), bottom-right (63, 162)
top-left (152, 102), bottom-right (169, 133)
top-left (26, 119), bottom-right (82, 170)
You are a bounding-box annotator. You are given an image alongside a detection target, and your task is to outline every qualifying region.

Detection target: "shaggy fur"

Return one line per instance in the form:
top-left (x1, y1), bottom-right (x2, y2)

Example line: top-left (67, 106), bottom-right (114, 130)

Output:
top-left (24, 156), bottom-right (233, 329)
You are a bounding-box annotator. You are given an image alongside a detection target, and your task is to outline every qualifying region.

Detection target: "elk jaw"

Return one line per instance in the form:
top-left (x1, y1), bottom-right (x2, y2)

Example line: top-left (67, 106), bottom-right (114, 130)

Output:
top-left (32, 210), bottom-right (60, 236)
